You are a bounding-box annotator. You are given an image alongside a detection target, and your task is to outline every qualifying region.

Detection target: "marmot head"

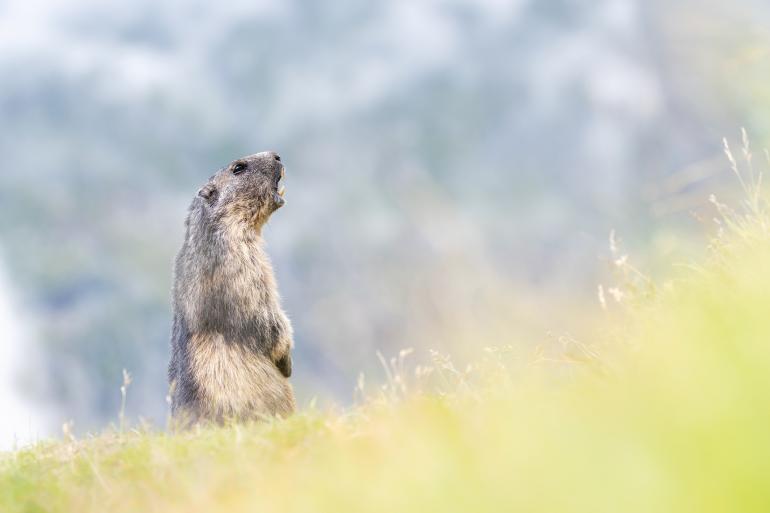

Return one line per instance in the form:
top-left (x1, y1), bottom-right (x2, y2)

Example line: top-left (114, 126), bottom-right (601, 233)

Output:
top-left (197, 151), bottom-right (286, 230)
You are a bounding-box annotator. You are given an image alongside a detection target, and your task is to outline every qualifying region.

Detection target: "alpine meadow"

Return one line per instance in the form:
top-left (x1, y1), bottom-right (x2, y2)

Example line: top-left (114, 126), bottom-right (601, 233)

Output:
top-left (2, 2), bottom-right (770, 512)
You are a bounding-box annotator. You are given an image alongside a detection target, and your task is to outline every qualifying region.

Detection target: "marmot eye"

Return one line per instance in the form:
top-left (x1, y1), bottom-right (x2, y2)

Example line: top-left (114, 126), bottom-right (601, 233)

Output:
top-left (232, 162), bottom-right (248, 175)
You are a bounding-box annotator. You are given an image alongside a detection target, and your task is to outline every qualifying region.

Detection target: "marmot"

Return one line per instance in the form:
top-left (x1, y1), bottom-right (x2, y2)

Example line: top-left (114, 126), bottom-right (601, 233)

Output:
top-left (168, 151), bottom-right (295, 423)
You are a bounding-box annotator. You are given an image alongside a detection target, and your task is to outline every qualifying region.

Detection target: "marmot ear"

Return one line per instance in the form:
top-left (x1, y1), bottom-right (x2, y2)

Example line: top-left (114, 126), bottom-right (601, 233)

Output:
top-left (198, 183), bottom-right (218, 203)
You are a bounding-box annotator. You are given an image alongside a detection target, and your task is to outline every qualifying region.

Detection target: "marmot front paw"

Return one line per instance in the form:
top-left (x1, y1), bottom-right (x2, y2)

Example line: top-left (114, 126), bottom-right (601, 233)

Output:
top-left (276, 353), bottom-right (292, 378)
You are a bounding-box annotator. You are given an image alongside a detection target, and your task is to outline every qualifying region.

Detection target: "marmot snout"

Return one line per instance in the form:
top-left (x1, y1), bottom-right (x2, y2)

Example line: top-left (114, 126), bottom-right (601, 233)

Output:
top-left (168, 151), bottom-right (295, 423)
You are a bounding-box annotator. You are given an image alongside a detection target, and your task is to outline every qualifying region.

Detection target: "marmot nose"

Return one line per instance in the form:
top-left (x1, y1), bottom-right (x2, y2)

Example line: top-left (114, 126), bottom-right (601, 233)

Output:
top-left (266, 151), bottom-right (281, 162)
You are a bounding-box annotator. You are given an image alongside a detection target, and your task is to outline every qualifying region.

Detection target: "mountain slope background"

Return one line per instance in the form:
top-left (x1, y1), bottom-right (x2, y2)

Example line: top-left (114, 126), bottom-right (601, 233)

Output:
top-left (0, 0), bottom-right (768, 434)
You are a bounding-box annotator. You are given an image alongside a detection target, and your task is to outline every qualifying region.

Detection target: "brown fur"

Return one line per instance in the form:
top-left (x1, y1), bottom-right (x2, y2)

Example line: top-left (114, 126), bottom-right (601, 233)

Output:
top-left (168, 151), bottom-right (295, 424)
top-left (188, 333), bottom-right (294, 419)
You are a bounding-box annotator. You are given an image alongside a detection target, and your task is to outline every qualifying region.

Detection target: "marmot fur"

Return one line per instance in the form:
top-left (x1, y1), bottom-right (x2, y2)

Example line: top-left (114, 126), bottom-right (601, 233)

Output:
top-left (168, 151), bottom-right (295, 423)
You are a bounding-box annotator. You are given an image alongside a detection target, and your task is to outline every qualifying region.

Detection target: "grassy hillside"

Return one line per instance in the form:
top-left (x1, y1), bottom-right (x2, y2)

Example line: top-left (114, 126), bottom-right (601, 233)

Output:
top-left (3, 169), bottom-right (770, 512)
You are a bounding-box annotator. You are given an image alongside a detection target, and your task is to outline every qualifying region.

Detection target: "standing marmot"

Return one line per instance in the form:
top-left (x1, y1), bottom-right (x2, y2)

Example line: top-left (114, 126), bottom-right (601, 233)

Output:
top-left (168, 151), bottom-right (295, 423)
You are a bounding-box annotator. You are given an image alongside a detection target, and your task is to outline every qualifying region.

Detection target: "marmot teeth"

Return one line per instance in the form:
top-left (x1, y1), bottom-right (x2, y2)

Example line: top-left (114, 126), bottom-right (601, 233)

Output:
top-left (278, 186), bottom-right (286, 197)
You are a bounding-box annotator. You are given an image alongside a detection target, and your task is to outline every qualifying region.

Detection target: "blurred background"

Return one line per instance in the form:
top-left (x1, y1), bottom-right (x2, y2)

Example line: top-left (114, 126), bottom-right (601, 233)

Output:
top-left (0, 0), bottom-right (768, 446)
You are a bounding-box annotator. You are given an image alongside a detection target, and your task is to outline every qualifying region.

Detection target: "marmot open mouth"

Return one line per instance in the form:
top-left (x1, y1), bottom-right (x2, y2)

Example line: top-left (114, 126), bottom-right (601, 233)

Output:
top-left (274, 165), bottom-right (286, 206)
top-left (277, 165), bottom-right (286, 198)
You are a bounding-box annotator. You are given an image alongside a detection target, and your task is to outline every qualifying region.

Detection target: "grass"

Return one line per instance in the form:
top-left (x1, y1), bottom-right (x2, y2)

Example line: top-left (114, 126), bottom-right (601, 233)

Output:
top-left (3, 141), bottom-right (770, 512)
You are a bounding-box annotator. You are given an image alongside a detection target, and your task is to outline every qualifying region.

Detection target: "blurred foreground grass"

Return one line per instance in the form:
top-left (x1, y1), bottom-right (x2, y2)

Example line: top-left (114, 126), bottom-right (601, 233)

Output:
top-left (3, 161), bottom-right (770, 512)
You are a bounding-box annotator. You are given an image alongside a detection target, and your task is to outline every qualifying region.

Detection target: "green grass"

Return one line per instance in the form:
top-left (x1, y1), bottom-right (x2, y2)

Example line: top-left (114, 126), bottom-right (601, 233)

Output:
top-left (4, 155), bottom-right (770, 512)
